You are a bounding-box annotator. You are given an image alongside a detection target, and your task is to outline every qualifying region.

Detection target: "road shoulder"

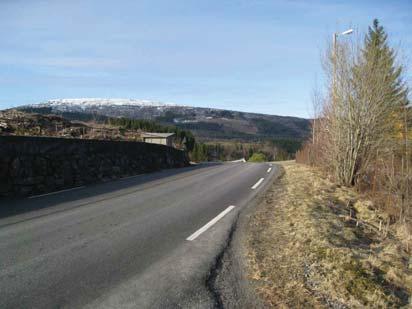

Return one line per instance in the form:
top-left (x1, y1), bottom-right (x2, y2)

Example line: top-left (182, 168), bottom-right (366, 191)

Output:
top-left (216, 161), bottom-right (411, 308)
top-left (210, 163), bottom-right (283, 308)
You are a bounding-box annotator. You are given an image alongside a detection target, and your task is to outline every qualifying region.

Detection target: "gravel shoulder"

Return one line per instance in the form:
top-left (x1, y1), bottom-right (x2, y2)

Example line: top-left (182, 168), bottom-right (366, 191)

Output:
top-left (216, 161), bottom-right (411, 308)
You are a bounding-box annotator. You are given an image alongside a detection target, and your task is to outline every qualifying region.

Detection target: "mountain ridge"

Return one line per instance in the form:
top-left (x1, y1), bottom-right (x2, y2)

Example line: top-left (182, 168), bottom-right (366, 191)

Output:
top-left (26, 98), bottom-right (306, 118)
top-left (36, 98), bottom-right (183, 107)
top-left (17, 98), bottom-right (311, 142)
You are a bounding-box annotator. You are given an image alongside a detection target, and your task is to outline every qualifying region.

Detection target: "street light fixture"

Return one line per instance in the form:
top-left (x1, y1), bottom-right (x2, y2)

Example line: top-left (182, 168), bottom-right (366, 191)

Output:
top-left (340, 29), bottom-right (354, 36)
top-left (332, 28), bottom-right (354, 86)
top-left (333, 28), bottom-right (354, 52)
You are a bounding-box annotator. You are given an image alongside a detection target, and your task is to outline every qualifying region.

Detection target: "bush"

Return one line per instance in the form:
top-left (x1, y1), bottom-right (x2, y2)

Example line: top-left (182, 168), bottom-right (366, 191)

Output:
top-left (248, 152), bottom-right (267, 162)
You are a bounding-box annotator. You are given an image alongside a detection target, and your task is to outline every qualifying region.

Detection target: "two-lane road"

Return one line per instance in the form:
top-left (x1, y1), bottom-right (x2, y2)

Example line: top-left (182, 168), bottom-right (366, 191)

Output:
top-left (0, 162), bottom-right (277, 308)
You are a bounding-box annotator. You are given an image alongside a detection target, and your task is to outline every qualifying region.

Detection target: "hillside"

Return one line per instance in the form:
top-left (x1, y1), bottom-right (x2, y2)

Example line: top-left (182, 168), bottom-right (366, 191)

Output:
top-left (0, 110), bottom-right (194, 151)
top-left (17, 99), bottom-right (310, 142)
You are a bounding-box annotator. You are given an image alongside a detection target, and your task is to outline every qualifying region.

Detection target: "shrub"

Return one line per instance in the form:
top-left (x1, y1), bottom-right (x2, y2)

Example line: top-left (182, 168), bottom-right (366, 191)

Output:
top-left (248, 152), bottom-right (267, 162)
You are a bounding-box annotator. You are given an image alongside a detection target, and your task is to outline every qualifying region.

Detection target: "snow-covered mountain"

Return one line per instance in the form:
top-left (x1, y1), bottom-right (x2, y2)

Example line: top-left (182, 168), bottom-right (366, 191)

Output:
top-left (28, 98), bottom-right (191, 119)
top-left (42, 98), bottom-right (181, 108)
top-left (18, 98), bottom-right (310, 141)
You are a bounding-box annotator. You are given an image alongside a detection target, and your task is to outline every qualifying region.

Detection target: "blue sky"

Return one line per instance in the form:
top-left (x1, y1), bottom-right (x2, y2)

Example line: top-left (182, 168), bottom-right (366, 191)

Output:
top-left (0, 0), bottom-right (411, 117)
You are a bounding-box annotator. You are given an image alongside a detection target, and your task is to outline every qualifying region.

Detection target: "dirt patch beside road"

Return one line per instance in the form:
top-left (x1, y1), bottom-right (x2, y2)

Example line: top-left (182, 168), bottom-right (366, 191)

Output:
top-left (246, 162), bottom-right (411, 308)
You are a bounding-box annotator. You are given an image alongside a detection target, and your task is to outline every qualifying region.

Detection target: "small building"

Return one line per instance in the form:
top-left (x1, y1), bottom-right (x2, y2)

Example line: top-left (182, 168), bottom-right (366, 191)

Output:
top-left (141, 132), bottom-right (175, 147)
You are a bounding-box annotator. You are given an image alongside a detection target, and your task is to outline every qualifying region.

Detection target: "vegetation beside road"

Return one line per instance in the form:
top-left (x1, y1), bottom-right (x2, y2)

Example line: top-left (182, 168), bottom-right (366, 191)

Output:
top-left (246, 162), bottom-right (411, 308)
top-left (247, 153), bottom-right (267, 162)
top-left (190, 139), bottom-right (301, 162)
top-left (297, 19), bottom-right (411, 266)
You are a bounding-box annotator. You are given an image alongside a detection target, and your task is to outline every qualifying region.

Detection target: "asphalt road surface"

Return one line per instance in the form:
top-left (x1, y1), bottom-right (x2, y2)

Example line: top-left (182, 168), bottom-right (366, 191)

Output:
top-left (0, 162), bottom-right (277, 308)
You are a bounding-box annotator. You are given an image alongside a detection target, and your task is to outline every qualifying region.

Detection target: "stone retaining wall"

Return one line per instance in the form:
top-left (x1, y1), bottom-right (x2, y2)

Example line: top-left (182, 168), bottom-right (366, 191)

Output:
top-left (0, 136), bottom-right (189, 197)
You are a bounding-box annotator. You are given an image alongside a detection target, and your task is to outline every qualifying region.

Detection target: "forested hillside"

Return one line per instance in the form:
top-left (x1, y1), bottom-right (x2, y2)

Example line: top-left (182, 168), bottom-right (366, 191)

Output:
top-left (17, 100), bottom-right (311, 142)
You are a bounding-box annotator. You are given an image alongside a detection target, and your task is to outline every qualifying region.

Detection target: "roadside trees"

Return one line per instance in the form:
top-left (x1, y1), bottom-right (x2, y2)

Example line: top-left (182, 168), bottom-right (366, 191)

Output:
top-left (322, 19), bottom-right (409, 188)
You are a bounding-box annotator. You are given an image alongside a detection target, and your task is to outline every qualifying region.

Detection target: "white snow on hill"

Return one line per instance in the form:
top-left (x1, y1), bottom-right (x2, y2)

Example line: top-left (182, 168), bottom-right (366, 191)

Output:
top-left (39, 98), bottom-right (183, 107)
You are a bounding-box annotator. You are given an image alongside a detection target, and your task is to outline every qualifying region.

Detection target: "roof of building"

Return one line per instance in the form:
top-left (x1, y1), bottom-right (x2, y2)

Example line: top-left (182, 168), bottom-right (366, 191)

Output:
top-left (141, 132), bottom-right (175, 138)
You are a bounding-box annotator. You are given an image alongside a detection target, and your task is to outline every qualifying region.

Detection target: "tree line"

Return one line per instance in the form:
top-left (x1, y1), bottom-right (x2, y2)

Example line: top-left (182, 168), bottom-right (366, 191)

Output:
top-left (107, 117), bottom-right (196, 152)
top-left (190, 139), bottom-right (302, 162)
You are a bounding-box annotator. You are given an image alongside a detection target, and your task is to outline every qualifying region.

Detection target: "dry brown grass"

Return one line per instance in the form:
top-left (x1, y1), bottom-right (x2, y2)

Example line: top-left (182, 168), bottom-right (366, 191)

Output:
top-left (246, 162), bottom-right (411, 308)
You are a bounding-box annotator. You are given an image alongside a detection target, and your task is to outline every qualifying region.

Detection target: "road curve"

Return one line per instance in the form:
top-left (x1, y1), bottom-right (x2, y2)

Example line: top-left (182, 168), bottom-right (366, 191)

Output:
top-left (0, 162), bottom-right (277, 308)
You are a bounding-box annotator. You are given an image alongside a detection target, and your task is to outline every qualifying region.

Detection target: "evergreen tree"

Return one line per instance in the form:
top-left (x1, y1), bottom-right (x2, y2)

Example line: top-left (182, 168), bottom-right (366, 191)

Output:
top-left (359, 19), bottom-right (408, 109)
top-left (248, 147), bottom-right (254, 159)
top-left (332, 18), bottom-right (410, 185)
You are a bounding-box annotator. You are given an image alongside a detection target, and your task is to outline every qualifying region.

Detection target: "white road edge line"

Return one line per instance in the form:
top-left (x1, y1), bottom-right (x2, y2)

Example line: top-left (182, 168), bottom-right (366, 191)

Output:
top-left (267, 167), bottom-right (272, 173)
top-left (251, 178), bottom-right (264, 189)
top-left (186, 205), bottom-right (236, 241)
top-left (28, 186), bottom-right (85, 199)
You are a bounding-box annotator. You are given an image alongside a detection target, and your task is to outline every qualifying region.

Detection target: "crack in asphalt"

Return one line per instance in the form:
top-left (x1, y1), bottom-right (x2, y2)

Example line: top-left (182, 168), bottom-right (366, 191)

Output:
top-left (206, 211), bottom-right (240, 308)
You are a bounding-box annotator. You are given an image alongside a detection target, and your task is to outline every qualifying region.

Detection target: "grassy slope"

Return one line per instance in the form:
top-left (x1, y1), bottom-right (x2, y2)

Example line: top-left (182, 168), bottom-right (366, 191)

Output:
top-left (246, 162), bottom-right (411, 308)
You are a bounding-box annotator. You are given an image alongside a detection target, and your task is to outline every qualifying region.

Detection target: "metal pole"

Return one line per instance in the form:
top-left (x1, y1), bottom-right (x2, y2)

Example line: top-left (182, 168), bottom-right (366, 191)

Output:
top-left (404, 104), bottom-right (409, 218)
top-left (332, 33), bottom-right (337, 106)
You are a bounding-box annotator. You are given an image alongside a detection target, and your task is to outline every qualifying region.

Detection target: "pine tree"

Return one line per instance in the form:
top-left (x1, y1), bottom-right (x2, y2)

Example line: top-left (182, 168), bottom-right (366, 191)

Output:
top-left (341, 18), bottom-right (410, 185)
top-left (360, 19), bottom-right (408, 109)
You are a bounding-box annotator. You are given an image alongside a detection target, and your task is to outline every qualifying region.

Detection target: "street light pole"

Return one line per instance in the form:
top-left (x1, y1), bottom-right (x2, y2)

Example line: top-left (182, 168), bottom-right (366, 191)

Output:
top-left (404, 102), bottom-right (411, 218)
top-left (332, 32), bottom-right (338, 106)
top-left (332, 29), bottom-right (353, 98)
top-left (332, 28), bottom-right (354, 116)
top-left (331, 28), bottom-right (353, 172)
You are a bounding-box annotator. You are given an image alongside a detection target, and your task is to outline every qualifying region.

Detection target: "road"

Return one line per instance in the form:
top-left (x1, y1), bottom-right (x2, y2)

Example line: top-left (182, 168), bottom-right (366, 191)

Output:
top-left (0, 162), bottom-right (277, 308)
